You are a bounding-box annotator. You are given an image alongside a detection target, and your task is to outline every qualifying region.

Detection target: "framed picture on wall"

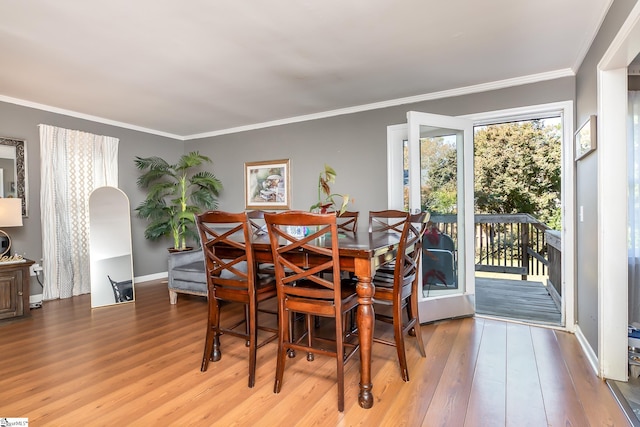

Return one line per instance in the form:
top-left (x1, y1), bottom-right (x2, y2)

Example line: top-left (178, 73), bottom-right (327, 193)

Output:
top-left (575, 115), bottom-right (597, 161)
top-left (244, 159), bottom-right (290, 210)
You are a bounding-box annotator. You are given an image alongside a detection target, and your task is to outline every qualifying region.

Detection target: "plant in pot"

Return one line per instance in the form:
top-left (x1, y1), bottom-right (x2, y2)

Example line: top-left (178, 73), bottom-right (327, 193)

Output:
top-left (309, 164), bottom-right (350, 214)
top-left (135, 151), bottom-right (223, 251)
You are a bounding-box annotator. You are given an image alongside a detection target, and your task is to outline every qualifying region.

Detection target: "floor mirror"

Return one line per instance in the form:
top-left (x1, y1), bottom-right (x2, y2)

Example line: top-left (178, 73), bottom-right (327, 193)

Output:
top-left (89, 186), bottom-right (134, 308)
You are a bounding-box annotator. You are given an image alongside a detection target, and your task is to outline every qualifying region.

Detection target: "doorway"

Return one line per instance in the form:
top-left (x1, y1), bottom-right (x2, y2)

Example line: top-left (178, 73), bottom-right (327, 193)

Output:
top-left (472, 116), bottom-right (563, 326)
top-left (598, 5), bottom-right (640, 421)
top-left (387, 101), bottom-right (575, 328)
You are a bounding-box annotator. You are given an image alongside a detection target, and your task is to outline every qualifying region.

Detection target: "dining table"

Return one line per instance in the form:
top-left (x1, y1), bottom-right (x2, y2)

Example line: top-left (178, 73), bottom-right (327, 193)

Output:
top-left (249, 230), bottom-right (402, 409)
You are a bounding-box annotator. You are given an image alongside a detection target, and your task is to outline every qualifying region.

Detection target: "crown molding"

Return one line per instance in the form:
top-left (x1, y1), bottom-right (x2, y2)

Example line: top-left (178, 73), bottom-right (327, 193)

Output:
top-left (0, 95), bottom-right (185, 141)
top-left (185, 68), bottom-right (575, 140)
top-left (0, 68), bottom-right (575, 141)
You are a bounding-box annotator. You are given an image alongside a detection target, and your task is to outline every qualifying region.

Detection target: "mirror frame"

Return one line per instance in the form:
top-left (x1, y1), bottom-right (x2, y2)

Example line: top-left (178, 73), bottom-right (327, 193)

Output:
top-left (0, 137), bottom-right (27, 217)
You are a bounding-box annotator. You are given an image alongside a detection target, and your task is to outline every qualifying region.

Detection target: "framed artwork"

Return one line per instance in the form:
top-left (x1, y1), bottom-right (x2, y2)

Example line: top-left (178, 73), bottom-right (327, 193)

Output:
top-left (244, 159), bottom-right (290, 209)
top-left (575, 115), bottom-right (597, 161)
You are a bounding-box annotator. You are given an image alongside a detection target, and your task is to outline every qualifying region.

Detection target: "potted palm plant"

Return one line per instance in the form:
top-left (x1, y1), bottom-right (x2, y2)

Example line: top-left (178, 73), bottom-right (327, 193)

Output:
top-left (135, 151), bottom-right (223, 251)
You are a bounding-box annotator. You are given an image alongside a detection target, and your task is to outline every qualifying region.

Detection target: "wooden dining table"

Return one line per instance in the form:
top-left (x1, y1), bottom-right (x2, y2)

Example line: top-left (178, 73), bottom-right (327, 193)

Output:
top-left (249, 230), bottom-right (402, 409)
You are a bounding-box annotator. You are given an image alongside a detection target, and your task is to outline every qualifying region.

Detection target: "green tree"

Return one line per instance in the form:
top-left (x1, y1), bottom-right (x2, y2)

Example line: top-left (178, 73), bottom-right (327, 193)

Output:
top-left (420, 120), bottom-right (561, 229)
top-left (420, 136), bottom-right (458, 214)
top-left (473, 120), bottom-right (561, 228)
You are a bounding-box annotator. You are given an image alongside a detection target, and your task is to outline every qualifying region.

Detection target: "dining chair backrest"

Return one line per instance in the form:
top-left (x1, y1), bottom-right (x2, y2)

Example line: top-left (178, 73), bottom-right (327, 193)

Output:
top-left (368, 209), bottom-right (409, 234)
top-left (392, 211), bottom-right (428, 290)
top-left (247, 209), bottom-right (268, 236)
top-left (196, 210), bottom-right (256, 294)
top-left (263, 210), bottom-right (342, 299)
top-left (336, 210), bottom-right (359, 233)
top-left (373, 211), bottom-right (427, 281)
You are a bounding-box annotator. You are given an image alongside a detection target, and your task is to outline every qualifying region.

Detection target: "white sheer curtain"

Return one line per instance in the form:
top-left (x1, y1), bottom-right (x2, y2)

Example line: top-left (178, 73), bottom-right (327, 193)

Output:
top-left (39, 125), bottom-right (118, 300)
top-left (628, 91), bottom-right (640, 325)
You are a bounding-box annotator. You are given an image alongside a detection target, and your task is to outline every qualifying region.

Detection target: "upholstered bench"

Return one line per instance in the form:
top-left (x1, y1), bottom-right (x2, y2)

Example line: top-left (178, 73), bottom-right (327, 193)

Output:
top-left (168, 250), bottom-right (207, 304)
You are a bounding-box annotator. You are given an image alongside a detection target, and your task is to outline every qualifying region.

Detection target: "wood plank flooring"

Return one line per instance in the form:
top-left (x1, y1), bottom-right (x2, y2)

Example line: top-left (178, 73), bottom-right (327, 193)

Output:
top-left (0, 279), bottom-right (629, 426)
top-left (475, 277), bottom-right (562, 326)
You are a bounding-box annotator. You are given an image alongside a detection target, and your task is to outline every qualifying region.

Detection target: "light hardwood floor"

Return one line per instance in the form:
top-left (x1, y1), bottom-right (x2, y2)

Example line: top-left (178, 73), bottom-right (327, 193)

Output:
top-left (0, 279), bottom-right (631, 426)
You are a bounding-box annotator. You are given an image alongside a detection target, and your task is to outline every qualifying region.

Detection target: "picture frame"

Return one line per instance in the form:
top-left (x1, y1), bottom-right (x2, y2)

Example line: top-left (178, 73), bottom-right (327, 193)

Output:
top-left (575, 115), bottom-right (597, 161)
top-left (244, 159), bottom-right (290, 210)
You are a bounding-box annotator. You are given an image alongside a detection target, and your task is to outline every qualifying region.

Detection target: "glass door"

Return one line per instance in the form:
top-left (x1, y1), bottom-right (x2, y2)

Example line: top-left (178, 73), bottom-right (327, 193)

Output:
top-left (388, 111), bottom-right (475, 322)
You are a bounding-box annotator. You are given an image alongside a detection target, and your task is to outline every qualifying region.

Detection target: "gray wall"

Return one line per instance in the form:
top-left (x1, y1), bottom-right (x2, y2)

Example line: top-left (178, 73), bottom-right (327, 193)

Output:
top-left (0, 60), bottom-right (576, 294)
top-left (574, 0), bottom-right (638, 353)
top-left (0, 101), bottom-right (185, 282)
top-left (187, 77), bottom-right (575, 216)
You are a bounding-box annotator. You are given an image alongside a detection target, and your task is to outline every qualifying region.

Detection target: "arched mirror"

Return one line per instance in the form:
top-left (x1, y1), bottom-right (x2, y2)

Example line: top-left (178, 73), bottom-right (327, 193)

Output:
top-left (0, 137), bottom-right (27, 216)
top-left (89, 186), bottom-right (134, 308)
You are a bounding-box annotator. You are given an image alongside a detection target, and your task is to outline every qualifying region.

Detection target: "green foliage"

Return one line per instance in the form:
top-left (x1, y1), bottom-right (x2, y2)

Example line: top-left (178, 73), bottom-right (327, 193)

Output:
top-left (420, 120), bottom-right (561, 229)
top-left (473, 120), bottom-right (561, 228)
top-left (135, 151), bottom-right (223, 250)
top-left (420, 136), bottom-right (458, 214)
top-left (309, 164), bottom-right (350, 214)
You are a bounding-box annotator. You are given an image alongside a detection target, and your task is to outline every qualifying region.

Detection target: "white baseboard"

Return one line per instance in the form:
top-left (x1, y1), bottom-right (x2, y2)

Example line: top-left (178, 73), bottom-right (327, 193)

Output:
top-left (575, 324), bottom-right (600, 376)
top-left (134, 272), bottom-right (168, 283)
top-left (28, 273), bottom-right (167, 306)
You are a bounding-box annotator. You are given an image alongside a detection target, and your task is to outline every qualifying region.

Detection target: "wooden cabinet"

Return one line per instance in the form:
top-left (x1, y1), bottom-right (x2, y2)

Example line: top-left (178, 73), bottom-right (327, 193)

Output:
top-left (0, 259), bottom-right (35, 321)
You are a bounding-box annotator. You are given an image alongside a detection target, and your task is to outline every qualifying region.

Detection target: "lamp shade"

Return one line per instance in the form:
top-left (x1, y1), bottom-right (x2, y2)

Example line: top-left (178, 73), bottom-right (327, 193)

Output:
top-left (0, 198), bottom-right (23, 227)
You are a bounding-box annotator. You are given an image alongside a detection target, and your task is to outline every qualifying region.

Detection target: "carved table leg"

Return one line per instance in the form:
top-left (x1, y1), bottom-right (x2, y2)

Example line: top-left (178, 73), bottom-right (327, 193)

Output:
top-left (355, 260), bottom-right (374, 409)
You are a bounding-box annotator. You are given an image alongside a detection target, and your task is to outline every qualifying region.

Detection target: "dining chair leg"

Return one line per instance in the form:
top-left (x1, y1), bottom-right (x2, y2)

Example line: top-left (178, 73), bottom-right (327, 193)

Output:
top-left (248, 300), bottom-right (258, 388)
top-left (201, 298), bottom-right (222, 371)
top-left (335, 311), bottom-right (345, 412)
top-left (201, 321), bottom-right (215, 371)
top-left (393, 300), bottom-right (409, 382)
top-left (409, 292), bottom-right (426, 358)
top-left (287, 310), bottom-right (295, 358)
top-left (244, 305), bottom-right (251, 347)
top-left (274, 305), bottom-right (289, 394)
top-left (306, 314), bottom-right (314, 362)
top-left (213, 300), bottom-right (222, 362)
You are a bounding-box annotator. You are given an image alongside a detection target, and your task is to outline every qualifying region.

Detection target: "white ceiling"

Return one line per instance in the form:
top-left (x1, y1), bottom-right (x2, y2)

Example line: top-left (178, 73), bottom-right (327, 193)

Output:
top-left (0, 1), bottom-right (611, 139)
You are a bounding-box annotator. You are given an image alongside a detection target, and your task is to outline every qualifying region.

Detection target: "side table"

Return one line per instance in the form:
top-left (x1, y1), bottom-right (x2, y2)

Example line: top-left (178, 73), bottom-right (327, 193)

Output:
top-left (0, 258), bottom-right (35, 321)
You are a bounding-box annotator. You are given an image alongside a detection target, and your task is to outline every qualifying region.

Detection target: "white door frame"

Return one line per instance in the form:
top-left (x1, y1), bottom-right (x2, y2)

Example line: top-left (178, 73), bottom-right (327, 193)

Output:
top-left (597, 2), bottom-right (640, 381)
top-left (388, 103), bottom-right (575, 327)
top-left (387, 113), bottom-right (476, 322)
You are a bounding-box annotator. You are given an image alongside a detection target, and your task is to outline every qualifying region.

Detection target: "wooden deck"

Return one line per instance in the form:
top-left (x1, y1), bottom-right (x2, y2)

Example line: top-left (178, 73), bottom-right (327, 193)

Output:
top-left (475, 277), bottom-right (562, 326)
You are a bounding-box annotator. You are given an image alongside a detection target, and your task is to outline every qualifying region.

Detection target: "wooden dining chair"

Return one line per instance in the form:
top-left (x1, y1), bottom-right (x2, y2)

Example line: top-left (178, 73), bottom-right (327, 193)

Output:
top-left (369, 209), bottom-right (409, 234)
top-left (196, 210), bottom-right (278, 388)
top-left (247, 209), bottom-right (275, 274)
top-left (264, 211), bottom-right (360, 412)
top-left (336, 210), bottom-right (359, 233)
top-left (247, 209), bottom-right (268, 236)
top-left (370, 210), bottom-right (428, 381)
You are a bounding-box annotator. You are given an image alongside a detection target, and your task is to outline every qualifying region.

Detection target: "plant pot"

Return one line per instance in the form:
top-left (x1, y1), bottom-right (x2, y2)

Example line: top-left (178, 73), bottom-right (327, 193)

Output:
top-left (168, 246), bottom-right (194, 253)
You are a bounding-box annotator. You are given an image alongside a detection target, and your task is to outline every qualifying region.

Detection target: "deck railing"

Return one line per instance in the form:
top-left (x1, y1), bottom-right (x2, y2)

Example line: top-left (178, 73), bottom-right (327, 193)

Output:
top-left (428, 213), bottom-right (551, 280)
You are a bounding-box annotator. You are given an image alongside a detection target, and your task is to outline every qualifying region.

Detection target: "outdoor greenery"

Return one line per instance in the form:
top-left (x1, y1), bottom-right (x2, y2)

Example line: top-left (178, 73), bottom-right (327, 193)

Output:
top-left (421, 119), bottom-right (562, 230)
top-left (135, 152), bottom-right (223, 250)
